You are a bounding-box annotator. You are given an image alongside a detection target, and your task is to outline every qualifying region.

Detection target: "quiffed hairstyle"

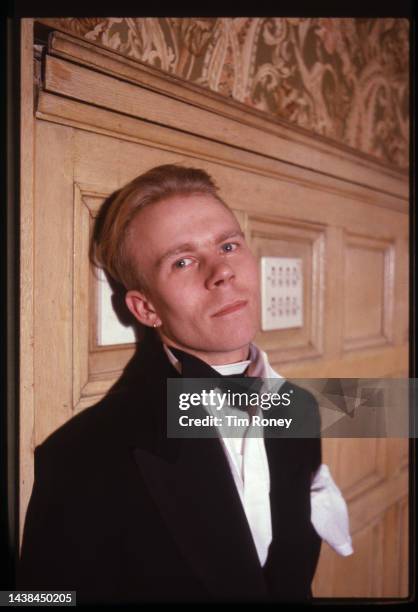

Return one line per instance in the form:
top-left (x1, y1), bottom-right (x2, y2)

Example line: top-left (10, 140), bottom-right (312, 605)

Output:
top-left (90, 164), bottom-right (227, 291)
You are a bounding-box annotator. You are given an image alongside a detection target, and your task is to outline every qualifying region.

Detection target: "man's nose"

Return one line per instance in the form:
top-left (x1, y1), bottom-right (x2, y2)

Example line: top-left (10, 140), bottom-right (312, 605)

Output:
top-left (205, 261), bottom-right (235, 289)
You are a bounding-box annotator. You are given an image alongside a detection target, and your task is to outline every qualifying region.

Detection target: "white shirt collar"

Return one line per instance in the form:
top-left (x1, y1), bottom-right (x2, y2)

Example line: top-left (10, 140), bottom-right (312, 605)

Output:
top-left (162, 344), bottom-right (251, 375)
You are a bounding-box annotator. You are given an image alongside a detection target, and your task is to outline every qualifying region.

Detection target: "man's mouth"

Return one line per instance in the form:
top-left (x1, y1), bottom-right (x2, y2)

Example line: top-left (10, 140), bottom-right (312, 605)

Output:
top-left (212, 300), bottom-right (248, 317)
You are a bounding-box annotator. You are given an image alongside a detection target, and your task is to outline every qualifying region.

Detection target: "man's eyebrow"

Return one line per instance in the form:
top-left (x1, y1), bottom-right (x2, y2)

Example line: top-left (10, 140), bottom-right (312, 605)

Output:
top-left (156, 229), bottom-right (245, 268)
top-left (216, 229), bottom-right (245, 244)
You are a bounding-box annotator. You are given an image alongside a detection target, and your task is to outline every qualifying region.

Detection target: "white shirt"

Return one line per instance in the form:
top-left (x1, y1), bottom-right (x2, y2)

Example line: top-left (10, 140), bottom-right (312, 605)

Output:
top-left (163, 344), bottom-right (353, 566)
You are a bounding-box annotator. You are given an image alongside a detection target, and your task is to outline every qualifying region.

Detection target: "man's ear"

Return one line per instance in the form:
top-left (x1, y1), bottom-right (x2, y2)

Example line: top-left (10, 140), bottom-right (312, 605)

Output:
top-left (125, 289), bottom-right (161, 328)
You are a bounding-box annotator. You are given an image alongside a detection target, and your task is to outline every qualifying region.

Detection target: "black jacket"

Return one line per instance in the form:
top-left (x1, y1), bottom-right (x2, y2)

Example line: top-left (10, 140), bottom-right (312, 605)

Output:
top-left (18, 336), bottom-right (322, 604)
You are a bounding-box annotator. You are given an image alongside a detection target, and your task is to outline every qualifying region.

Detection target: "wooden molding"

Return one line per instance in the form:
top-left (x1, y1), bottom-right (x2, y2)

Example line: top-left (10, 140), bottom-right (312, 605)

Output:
top-left (44, 30), bottom-right (408, 186)
top-left (251, 214), bottom-right (325, 364)
top-left (36, 90), bottom-right (409, 218)
top-left (275, 344), bottom-right (408, 378)
top-left (73, 183), bottom-right (136, 412)
top-left (338, 439), bottom-right (388, 502)
top-left (35, 32), bottom-right (408, 206)
top-left (348, 470), bottom-right (408, 535)
top-left (343, 232), bottom-right (396, 353)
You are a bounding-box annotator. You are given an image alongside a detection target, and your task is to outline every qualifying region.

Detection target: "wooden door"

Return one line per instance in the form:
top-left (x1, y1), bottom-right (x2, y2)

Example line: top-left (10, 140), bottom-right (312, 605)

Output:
top-left (20, 20), bottom-right (410, 598)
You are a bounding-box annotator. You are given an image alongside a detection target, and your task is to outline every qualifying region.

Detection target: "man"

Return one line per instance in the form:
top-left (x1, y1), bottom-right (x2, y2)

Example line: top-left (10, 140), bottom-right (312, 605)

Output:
top-left (19, 165), bottom-right (352, 603)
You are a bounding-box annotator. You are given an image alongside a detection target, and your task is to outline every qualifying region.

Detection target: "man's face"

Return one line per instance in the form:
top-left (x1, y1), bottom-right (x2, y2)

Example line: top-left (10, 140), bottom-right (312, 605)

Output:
top-left (125, 193), bottom-right (260, 364)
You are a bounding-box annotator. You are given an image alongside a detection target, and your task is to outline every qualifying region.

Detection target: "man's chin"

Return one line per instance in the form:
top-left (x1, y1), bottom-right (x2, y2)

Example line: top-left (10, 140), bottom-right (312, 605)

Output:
top-left (211, 321), bottom-right (258, 345)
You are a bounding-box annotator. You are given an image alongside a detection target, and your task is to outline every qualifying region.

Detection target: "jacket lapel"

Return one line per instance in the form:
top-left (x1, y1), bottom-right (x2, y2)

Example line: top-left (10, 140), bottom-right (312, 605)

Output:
top-left (133, 438), bottom-right (268, 600)
top-left (127, 339), bottom-right (268, 600)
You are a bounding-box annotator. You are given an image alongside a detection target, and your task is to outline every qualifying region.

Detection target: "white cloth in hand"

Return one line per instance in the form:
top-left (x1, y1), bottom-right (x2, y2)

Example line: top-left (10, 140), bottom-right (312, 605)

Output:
top-left (310, 464), bottom-right (353, 556)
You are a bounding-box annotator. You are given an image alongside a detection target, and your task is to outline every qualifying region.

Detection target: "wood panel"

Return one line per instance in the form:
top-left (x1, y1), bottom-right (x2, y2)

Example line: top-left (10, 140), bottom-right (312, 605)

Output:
top-left (343, 233), bottom-right (395, 351)
top-left (338, 439), bottom-right (388, 499)
top-left (312, 437), bottom-right (410, 598)
top-left (33, 121), bottom-right (75, 445)
top-left (251, 215), bottom-right (325, 363)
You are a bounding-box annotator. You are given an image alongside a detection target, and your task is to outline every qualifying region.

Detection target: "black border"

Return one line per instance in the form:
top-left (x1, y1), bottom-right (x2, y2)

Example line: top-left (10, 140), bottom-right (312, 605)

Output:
top-left (2, 0), bottom-right (417, 604)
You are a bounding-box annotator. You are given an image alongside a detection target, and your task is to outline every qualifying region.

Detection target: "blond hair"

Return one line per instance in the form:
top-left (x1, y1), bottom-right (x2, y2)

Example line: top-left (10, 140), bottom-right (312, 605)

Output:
top-left (90, 164), bottom-right (226, 290)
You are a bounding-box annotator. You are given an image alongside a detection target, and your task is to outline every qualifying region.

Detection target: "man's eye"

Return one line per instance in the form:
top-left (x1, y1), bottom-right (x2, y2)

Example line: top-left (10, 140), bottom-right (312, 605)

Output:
top-left (221, 242), bottom-right (238, 253)
top-left (174, 257), bottom-right (193, 269)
